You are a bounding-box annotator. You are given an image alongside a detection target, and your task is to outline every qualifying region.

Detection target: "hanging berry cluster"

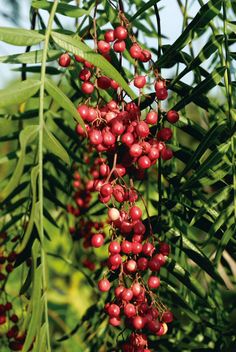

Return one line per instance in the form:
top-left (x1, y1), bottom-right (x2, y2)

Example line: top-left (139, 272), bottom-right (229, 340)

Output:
top-left (0, 233), bottom-right (29, 351)
top-left (59, 10), bottom-right (179, 352)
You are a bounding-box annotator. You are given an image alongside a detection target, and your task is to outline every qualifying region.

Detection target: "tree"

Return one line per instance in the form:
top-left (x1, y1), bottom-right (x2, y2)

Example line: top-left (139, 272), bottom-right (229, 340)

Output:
top-left (0, 0), bottom-right (235, 351)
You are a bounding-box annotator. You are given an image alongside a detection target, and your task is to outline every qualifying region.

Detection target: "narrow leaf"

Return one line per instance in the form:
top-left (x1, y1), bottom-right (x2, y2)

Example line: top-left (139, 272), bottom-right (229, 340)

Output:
top-left (0, 50), bottom-right (61, 64)
top-left (44, 124), bottom-right (70, 165)
top-left (0, 27), bottom-right (45, 46)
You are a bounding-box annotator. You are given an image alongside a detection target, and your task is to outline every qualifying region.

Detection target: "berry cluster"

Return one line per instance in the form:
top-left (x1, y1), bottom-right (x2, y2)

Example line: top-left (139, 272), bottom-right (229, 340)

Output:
top-left (0, 235), bottom-right (28, 351)
top-left (59, 13), bottom-right (180, 351)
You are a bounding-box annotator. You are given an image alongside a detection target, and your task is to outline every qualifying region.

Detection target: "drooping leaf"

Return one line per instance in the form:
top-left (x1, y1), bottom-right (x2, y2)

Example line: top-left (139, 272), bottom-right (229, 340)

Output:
top-left (32, 0), bottom-right (93, 18)
top-left (44, 124), bottom-right (70, 165)
top-left (0, 79), bottom-right (40, 108)
top-left (0, 49), bottom-right (61, 64)
top-left (0, 27), bottom-right (45, 46)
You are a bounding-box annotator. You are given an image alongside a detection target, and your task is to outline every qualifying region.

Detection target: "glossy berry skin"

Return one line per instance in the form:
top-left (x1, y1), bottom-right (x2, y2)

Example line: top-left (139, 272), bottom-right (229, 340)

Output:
top-left (142, 242), bottom-right (154, 256)
top-left (166, 110), bottom-right (179, 123)
top-left (129, 206), bottom-right (142, 220)
top-left (132, 316), bottom-right (145, 330)
top-left (98, 279), bottom-right (110, 292)
top-left (81, 82), bottom-right (94, 94)
top-left (121, 241), bottom-right (133, 254)
top-left (146, 111), bottom-right (158, 125)
top-left (156, 88), bottom-right (168, 100)
top-left (136, 121), bottom-right (149, 138)
top-left (137, 257), bottom-right (148, 271)
top-left (157, 128), bottom-right (173, 141)
top-left (89, 129), bottom-right (103, 145)
top-left (130, 44), bottom-right (142, 59)
top-left (79, 68), bottom-right (91, 81)
top-left (132, 282), bottom-right (142, 297)
top-left (139, 49), bottom-right (151, 62)
top-left (138, 156), bottom-right (151, 169)
top-left (98, 40), bottom-right (110, 54)
top-left (125, 259), bottom-right (137, 273)
top-left (58, 53), bottom-right (71, 67)
top-left (77, 104), bottom-right (89, 120)
top-left (124, 303), bottom-right (136, 318)
top-left (121, 288), bottom-right (134, 301)
top-left (109, 317), bottom-right (121, 326)
top-left (162, 310), bottom-right (174, 323)
top-left (161, 148), bottom-right (173, 160)
top-left (114, 26), bottom-right (128, 40)
top-left (122, 132), bottom-right (134, 147)
top-left (134, 76), bottom-right (146, 89)
top-left (100, 183), bottom-right (113, 197)
top-left (105, 29), bottom-right (115, 42)
top-left (114, 40), bottom-right (126, 52)
top-left (148, 276), bottom-right (160, 289)
top-left (91, 233), bottom-right (104, 248)
top-left (97, 76), bottom-right (111, 89)
top-left (109, 241), bottom-right (121, 254)
top-left (108, 303), bottom-right (120, 317)
top-left (129, 143), bottom-right (143, 158)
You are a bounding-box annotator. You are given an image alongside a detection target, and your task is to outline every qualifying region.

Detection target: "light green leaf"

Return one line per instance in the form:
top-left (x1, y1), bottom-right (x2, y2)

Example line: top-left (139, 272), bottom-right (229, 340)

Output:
top-left (0, 79), bottom-right (41, 108)
top-left (0, 27), bottom-right (45, 46)
top-left (130, 0), bottom-right (161, 22)
top-left (44, 124), bottom-right (71, 165)
top-left (172, 66), bottom-right (226, 111)
top-left (0, 125), bottom-right (39, 202)
top-left (44, 78), bottom-right (85, 128)
top-left (0, 49), bottom-right (61, 64)
top-left (155, 0), bottom-right (223, 67)
top-left (51, 31), bottom-right (136, 100)
top-left (32, 0), bottom-right (93, 18)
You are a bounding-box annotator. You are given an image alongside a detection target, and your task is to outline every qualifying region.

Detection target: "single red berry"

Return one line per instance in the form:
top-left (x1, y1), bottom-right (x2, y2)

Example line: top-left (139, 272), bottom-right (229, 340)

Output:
top-left (124, 303), bottom-right (136, 318)
top-left (5, 302), bottom-right (12, 311)
top-left (166, 110), bottom-right (179, 123)
top-left (146, 111), bottom-right (158, 125)
top-left (98, 40), bottom-right (110, 54)
top-left (58, 53), bottom-right (71, 67)
top-left (105, 29), bottom-right (115, 42)
top-left (81, 82), bottom-right (94, 94)
top-left (77, 104), bottom-right (89, 120)
top-left (109, 316), bottom-right (121, 326)
top-left (156, 88), bottom-right (168, 100)
top-left (134, 76), bottom-right (146, 89)
top-left (108, 241), bottom-right (121, 254)
top-left (121, 241), bottom-right (133, 254)
top-left (114, 26), bottom-right (128, 40)
top-left (148, 276), bottom-right (160, 289)
top-left (74, 55), bottom-right (85, 63)
top-left (136, 121), bottom-right (149, 138)
top-left (133, 221), bottom-right (146, 235)
top-left (132, 242), bottom-right (143, 254)
top-left (121, 132), bottom-right (134, 147)
top-left (129, 206), bottom-right (142, 221)
top-left (110, 80), bottom-right (119, 89)
top-left (147, 319), bottom-right (160, 333)
top-left (0, 315), bottom-right (6, 325)
top-left (98, 278), bottom-right (111, 292)
top-left (108, 303), bottom-right (120, 317)
top-left (129, 143), bottom-right (143, 158)
top-left (137, 257), bottom-right (148, 271)
top-left (138, 156), bottom-right (151, 169)
top-left (10, 314), bottom-right (18, 323)
top-left (125, 259), bottom-right (137, 273)
top-left (121, 288), bottom-right (134, 302)
top-left (162, 310), bottom-right (174, 323)
top-left (108, 254), bottom-right (122, 267)
top-left (91, 233), bottom-right (104, 248)
top-left (131, 282), bottom-right (142, 297)
top-left (97, 76), bottom-right (111, 89)
top-left (161, 148), bottom-right (173, 161)
top-left (100, 183), bottom-right (113, 197)
top-left (79, 68), bottom-right (91, 81)
top-left (89, 129), bottom-right (103, 145)
top-left (130, 44), bottom-right (142, 59)
top-left (157, 127), bottom-right (172, 141)
top-left (132, 316), bottom-right (145, 330)
top-left (142, 242), bottom-right (155, 256)
top-left (114, 40), bottom-right (126, 52)
top-left (139, 49), bottom-right (151, 62)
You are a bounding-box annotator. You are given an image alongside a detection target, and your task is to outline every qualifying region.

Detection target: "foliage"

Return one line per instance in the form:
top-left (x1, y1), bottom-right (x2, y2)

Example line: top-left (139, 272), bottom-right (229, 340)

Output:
top-left (0, 0), bottom-right (235, 351)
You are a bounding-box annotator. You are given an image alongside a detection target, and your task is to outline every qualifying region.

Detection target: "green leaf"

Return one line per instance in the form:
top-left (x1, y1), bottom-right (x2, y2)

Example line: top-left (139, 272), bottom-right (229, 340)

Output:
top-left (155, 0), bottom-right (223, 67)
top-left (51, 31), bottom-right (136, 100)
top-left (214, 224), bottom-right (236, 263)
top-left (0, 119), bottom-right (19, 137)
top-left (172, 66), bottom-right (226, 111)
top-left (179, 121), bottom-right (227, 178)
top-left (17, 166), bottom-right (39, 254)
top-left (0, 49), bottom-right (61, 64)
top-left (32, 0), bottom-right (93, 18)
top-left (44, 78), bottom-right (85, 128)
top-left (0, 79), bottom-right (41, 108)
top-left (130, 0), bottom-right (161, 22)
top-left (165, 258), bottom-right (207, 300)
top-left (0, 125), bottom-right (39, 202)
top-left (0, 27), bottom-right (45, 46)
top-left (44, 124), bottom-right (70, 165)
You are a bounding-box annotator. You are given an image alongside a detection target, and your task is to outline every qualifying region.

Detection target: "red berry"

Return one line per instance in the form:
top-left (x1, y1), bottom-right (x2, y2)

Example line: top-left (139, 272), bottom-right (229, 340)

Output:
top-left (0, 315), bottom-right (6, 325)
top-left (115, 286), bottom-right (125, 299)
top-left (82, 82), bottom-right (94, 94)
top-left (166, 110), bottom-right (179, 123)
top-left (125, 259), bottom-right (137, 273)
top-left (162, 310), bottom-right (173, 323)
top-left (108, 303), bottom-right (120, 317)
top-left (132, 242), bottom-right (143, 254)
top-left (109, 241), bottom-right (121, 254)
top-left (138, 156), bottom-right (151, 169)
top-left (77, 104), bottom-right (89, 120)
top-left (146, 111), bottom-right (158, 124)
top-left (114, 26), bottom-right (128, 40)
top-left (58, 53), bottom-right (71, 67)
top-left (98, 278), bottom-right (111, 292)
top-left (130, 44), bottom-right (142, 59)
top-left (97, 76), bottom-right (111, 89)
top-left (142, 242), bottom-right (154, 256)
top-left (131, 282), bottom-right (142, 297)
top-left (89, 129), bottom-right (103, 145)
top-left (108, 254), bottom-right (122, 267)
top-left (137, 257), bottom-right (148, 271)
top-left (133, 221), bottom-right (146, 235)
top-left (161, 148), bottom-right (173, 160)
top-left (157, 127), bottom-right (172, 141)
top-left (136, 121), bottom-right (149, 138)
top-left (98, 40), bottom-right (110, 54)
top-left (74, 55), bottom-right (84, 63)
top-left (91, 233), bottom-right (104, 248)
top-left (129, 206), bottom-right (142, 221)
top-left (132, 316), bottom-right (145, 330)
top-left (139, 49), bottom-right (151, 62)
top-left (129, 143), bottom-right (142, 158)
top-left (110, 80), bottom-right (119, 89)
top-left (121, 132), bottom-right (134, 147)
top-left (124, 303), bottom-right (136, 318)
top-left (156, 88), bottom-right (168, 100)
top-left (148, 276), bottom-right (160, 289)
top-left (79, 68), bottom-right (91, 81)
top-left (121, 241), bottom-right (133, 254)
top-left (147, 319), bottom-right (160, 333)
top-left (105, 29), bottom-right (115, 42)
top-left (100, 183), bottom-right (113, 197)
top-left (134, 76), bottom-right (146, 89)
top-left (114, 40), bottom-right (126, 52)
top-left (121, 288), bottom-right (134, 302)
top-left (109, 316), bottom-right (121, 326)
